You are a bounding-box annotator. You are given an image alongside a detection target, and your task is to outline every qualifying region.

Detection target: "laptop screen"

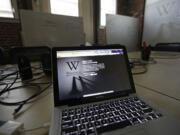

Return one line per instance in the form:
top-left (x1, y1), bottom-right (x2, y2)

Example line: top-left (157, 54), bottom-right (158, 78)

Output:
top-left (56, 48), bottom-right (131, 101)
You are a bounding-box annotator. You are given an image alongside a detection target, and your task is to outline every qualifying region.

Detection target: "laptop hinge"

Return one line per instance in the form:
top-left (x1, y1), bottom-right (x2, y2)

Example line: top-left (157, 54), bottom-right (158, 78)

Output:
top-left (68, 91), bottom-right (129, 107)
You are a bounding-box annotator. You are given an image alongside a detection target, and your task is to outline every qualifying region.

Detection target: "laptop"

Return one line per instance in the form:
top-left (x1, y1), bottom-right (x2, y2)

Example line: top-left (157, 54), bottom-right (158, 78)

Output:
top-left (50, 45), bottom-right (180, 135)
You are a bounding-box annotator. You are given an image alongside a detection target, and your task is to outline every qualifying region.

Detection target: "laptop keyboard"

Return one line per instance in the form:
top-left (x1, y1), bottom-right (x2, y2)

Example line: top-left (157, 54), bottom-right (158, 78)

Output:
top-left (61, 97), bottom-right (162, 135)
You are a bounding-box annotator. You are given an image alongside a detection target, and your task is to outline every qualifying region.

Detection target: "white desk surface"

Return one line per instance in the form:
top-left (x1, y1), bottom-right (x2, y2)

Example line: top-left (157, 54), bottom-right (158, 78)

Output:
top-left (129, 52), bottom-right (180, 100)
top-left (0, 51), bottom-right (180, 135)
top-left (129, 51), bottom-right (180, 119)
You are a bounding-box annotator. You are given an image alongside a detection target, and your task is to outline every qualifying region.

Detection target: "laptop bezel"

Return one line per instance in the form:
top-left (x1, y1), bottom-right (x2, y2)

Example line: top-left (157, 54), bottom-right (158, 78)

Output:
top-left (52, 45), bottom-right (136, 106)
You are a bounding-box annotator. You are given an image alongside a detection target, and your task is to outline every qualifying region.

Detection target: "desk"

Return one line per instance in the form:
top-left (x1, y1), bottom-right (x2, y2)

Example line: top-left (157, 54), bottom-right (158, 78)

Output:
top-left (0, 52), bottom-right (180, 135)
top-left (129, 51), bottom-right (180, 119)
top-left (131, 52), bottom-right (180, 100)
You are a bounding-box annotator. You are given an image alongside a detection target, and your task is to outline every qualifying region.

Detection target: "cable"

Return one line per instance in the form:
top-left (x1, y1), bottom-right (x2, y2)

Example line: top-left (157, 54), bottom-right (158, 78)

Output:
top-left (0, 83), bottom-right (52, 115)
top-left (0, 83), bottom-right (52, 105)
top-left (26, 87), bottom-right (53, 104)
top-left (0, 82), bottom-right (9, 95)
top-left (132, 66), bottom-right (147, 75)
top-left (129, 58), bottom-right (148, 75)
top-left (129, 57), bottom-right (157, 65)
top-left (0, 64), bottom-right (52, 115)
top-left (0, 71), bottom-right (18, 81)
top-left (5, 72), bottom-right (18, 91)
top-left (0, 72), bottom-right (18, 96)
top-left (0, 66), bottom-right (18, 75)
top-left (0, 74), bottom-right (46, 85)
top-left (28, 82), bottom-right (52, 85)
top-left (13, 83), bottom-right (52, 115)
top-left (135, 83), bottom-right (180, 102)
top-left (0, 72), bottom-right (51, 114)
top-left (0, 84), bottom-right (41, 105)
top-left (0, 66), bottom-right (18, 80)
top-left (1, 71), bottom-right (43, 81)
top-left (0, 64), bottom-right (42, 81)
top-left (0, 69), bottom-right (4, 75)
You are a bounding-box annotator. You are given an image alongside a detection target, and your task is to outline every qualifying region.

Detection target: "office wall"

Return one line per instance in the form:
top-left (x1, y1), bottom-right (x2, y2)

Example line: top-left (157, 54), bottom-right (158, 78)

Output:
top-left (0, 0), bottom-right (32, 64)
top-left (0, 19), bottom-right (22, 63)
top-left (143, 0), bottom-right (180, 46)
top-left (0, 20), bottom-right (21, 49)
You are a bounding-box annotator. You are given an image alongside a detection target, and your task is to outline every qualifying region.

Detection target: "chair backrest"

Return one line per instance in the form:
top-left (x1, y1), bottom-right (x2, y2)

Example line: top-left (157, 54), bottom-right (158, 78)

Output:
top-left (153, 43), bottom-right (180, 52)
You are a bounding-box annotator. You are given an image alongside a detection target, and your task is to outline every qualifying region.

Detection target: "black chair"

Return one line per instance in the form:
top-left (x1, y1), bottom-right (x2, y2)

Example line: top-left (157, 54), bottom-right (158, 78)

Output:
top-left (10, 46), bottom-right (51, 64)
top-left (153, 43), bottom-right (180, 52)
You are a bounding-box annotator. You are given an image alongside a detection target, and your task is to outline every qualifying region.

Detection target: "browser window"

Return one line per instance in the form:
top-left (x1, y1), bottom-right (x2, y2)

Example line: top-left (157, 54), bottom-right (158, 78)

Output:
top-left (56, 49), bottom-right (131, 100)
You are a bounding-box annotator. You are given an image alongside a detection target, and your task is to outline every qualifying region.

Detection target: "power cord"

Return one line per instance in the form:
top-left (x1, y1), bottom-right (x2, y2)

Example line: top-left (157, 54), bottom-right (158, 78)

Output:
top-left (129, 58), bottom-right (148, 75)
top-left (0, 83), bottom-right (52, 115)
top-left (0, 84), bottom-right (41, 105)
top-left (0, 71), bottom-right (18, 81)
top-left (0, 65), bottom-right (52, 115)
top-left (129, 58), bottom-right (157, 65)
top-left (132, 66), bottom-right (147, 75)
top-left (0, 74), bottom-right (46, 85)
top-left (0, 69), bottom-right (4, 75)
top-left (0, 72), bottom-right (18, 96)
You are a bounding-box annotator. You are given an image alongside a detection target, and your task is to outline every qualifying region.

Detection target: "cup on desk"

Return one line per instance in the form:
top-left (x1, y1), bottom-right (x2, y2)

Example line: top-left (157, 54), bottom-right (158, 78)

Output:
top-left (141, 46), bottom-right (151, 61)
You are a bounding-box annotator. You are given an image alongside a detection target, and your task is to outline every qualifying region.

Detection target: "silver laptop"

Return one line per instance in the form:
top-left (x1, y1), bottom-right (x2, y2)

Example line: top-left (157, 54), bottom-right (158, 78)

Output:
top-left (49, 45), bottom-right (180, 135)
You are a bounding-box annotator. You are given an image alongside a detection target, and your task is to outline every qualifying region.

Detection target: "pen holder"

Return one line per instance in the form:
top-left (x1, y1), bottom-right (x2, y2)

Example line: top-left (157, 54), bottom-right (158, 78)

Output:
top-left (141, 47), bottom-right (151, 61)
